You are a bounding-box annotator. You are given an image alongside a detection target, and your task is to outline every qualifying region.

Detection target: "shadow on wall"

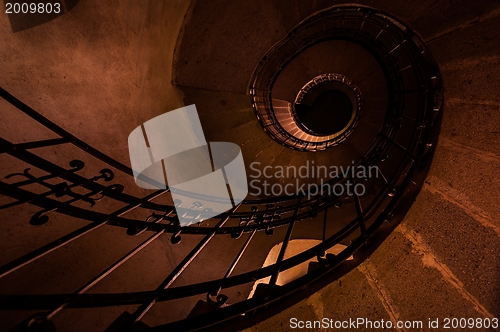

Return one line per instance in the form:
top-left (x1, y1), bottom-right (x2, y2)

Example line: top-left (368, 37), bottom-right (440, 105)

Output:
top-left (5, 0), bottom-right (79, 32)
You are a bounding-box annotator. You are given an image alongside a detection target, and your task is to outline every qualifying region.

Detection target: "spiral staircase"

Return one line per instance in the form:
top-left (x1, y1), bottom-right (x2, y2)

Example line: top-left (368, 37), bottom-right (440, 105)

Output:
top-left (0, 1), bottom-right (499, 331)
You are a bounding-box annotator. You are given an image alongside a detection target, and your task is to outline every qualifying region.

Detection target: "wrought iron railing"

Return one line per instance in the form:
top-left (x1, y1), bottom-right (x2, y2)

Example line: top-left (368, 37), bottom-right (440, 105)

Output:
top-left (250, 5), bottom-right (441, 153)
top-left (0, 4), bottom-right (442, 331)
top-left (292, 73), bottom-right (362, 139)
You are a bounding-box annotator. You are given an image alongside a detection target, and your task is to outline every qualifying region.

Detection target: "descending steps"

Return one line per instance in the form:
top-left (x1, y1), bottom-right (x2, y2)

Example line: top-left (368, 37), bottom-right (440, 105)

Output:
top-left (0, 0), bottom-right (499, 331)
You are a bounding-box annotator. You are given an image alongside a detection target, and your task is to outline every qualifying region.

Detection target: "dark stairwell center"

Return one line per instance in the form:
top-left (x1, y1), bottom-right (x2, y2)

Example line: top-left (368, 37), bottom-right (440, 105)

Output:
top-left (298, 88), bottom-right (354, 136)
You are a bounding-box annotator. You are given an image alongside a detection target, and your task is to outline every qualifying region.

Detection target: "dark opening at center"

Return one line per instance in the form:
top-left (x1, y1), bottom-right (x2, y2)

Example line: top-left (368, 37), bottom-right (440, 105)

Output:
top-left (296, 90), bottom-right (353, 136)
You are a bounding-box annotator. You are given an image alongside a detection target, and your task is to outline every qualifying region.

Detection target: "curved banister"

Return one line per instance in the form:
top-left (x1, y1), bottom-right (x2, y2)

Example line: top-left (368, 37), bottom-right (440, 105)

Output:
top-left (0, 4), bottom-right (442, 331)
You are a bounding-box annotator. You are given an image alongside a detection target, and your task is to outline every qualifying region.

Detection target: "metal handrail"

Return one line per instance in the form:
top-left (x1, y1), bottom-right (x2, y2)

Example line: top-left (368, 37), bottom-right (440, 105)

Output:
top-left (0, 4), bottom-right (442, 331)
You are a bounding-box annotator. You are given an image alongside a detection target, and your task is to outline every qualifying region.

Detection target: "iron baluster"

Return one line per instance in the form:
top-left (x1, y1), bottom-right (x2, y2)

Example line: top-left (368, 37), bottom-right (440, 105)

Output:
top-left (0, 184), bottom-right (168, 279)
top-left (128, 202), bottom-right (244, 327)
top-left (269, 196), bottom-right (303, 286)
